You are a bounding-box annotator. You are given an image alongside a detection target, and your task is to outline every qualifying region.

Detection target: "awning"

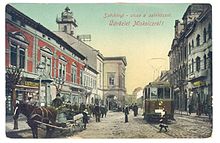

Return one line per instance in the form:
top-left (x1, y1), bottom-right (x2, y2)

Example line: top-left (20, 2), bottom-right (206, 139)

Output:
top-left (15, 85), bottom-right (38, 89)
top-left (192, 81), bottom-right (206, 88)
top-left (34, 78), bottom-right (54, 83)
top-left (15, 85), bottom-right (38, 92)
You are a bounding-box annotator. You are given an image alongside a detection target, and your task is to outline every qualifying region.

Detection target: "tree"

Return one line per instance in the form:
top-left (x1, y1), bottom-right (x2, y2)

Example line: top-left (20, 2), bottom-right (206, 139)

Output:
top-left (6, 66), bottom-right (22, 129)
top-left (6, 66), bottom-right (22, 111)
top-left (53, 77), bottom-right (65, 96)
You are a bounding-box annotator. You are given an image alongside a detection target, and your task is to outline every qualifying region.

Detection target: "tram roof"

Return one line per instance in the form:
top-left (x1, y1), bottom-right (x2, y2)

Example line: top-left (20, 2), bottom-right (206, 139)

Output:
top-left (145, 81), bottom-right (171, 88)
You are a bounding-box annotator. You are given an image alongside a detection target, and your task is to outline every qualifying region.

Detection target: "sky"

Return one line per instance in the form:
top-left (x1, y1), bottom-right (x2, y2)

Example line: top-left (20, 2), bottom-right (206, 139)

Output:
top-left (10, 3), bottom-right (190, 94)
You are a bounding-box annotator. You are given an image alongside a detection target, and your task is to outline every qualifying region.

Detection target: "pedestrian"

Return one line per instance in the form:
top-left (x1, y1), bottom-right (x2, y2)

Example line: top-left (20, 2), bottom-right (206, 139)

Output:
top-left (133, 103), bottom-right (138, 117)
top-left (159, 109), bottom-right (168, 132)
top-left (124, 106), bottom-right (129, 123)
top-left (100, 104), bottom-right (105, 118)
top-left (94, 104), bottom-right (101, 122)
top-left (51, 93), bottom-right (63, 108)
top-left (188, 103), bottom-right (192, 115)
top-left (73, 102), bottom-right (79, 112)
top-left (129, 104), bottom-right (133, 111)
top-left (82, 110), bottom-right (89, 129)
top-left (104, 105), bottom-right (108, 117)
top-left (79, 102), bottom-right (86, 112)
top-left (87, 104), bottom-right (92, 117)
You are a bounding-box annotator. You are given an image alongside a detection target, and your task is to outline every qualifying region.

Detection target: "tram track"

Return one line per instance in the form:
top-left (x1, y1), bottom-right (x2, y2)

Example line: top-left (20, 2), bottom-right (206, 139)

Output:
top-left (134, 116), bottom-right (175, 138)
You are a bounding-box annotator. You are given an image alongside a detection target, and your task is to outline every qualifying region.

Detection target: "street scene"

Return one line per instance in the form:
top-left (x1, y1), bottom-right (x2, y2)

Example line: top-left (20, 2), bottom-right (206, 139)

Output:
top-left (5, 3), bottom-right (212, 139)
top-left (6, 109), bottom-right (211, 138)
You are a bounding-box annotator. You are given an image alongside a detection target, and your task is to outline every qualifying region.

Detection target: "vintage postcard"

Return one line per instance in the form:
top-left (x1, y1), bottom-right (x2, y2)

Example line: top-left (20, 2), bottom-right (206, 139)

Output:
top-left (4, 2), bottom-right (213, 140)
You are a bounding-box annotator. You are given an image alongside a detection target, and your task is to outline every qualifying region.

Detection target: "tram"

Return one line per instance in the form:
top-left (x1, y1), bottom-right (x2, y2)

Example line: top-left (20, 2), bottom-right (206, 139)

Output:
top-left (143, 81), bottom-right (174, 122)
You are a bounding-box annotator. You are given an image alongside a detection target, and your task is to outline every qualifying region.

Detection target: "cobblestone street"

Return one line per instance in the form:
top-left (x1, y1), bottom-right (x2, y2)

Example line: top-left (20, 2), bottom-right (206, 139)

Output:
top-left (69, 110), bottom-right (212, 138)
top-left (6, 109), bottom-right (212, 138)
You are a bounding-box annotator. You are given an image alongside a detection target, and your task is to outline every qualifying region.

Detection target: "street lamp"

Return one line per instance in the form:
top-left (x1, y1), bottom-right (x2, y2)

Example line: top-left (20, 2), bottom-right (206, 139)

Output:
top-left (37, 63), bottom-right (44, 107)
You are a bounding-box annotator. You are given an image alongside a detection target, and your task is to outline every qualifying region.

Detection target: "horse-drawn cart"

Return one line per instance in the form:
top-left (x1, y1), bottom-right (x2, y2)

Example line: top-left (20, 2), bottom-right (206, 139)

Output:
top-left (13, 102), bottom-right (86, 138)
top-left (34, 112), bottom-right (85, 135)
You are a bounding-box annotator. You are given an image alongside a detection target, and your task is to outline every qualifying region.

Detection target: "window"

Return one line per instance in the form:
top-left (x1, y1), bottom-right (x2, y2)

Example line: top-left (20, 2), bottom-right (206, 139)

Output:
top-left (150, 87), bottom-right (157, 99)
top-left (192, 40), bottom-right (194, 48)
top-left (71, 64), bottom-right (77, 83)
top-left (184, 46), bottom-right (187, 59)
top-left (9, 32), bottom-right (28, 69)
top-left (158, 88), bottom-right (163, 99)
top-left (64, 25), bottom-right (67, 32)
top-left (196, 57), bottom-right (201, 72)
top-left (164, 88), bottom-right (170, 99)
top-left (147, 88), bottom-right (150, 99)
top-left (108, 73), bottom-right (115, 86)
top-left (208, 23), bottom-right (212, 39)
top-left (12, 15), bottom-right (17, 22)
top-left (99, 63), bottom-right (102, 72)
top-left (196, 34), bottom-right (200, 47)
top-left (80, 69), bottom-right (83, 85)
top-left (192, 59), bottom-right (194, 72)
top-left (10, 44), bottom-right (17, 66)
top-left (46, 58), bottom-right (51, 75)
top-left (189, 64), bottom-right (191, 74)
top-left (20, 22), bottom-right (25, 27)
top-left (188, 43), bottom-right (191, 55)
top-left (144, 88), bottom-right (150, 99)
top-left (203, 28), bottom-right (207, 43)
top-left (41, 55), bottom-right (51, 76)
top-left (204, 55), bottom-right (207, 70)
top-left (10, 42), bottom-right (26, 69)
top-left (59, 63), bottom-right (66, 79)
top-left (86, 76), bottom-right (88, 86)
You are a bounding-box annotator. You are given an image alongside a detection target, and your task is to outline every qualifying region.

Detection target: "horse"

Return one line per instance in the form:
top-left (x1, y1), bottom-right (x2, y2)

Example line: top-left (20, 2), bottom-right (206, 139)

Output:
top-left (13, 101), bottom-right (58, 138)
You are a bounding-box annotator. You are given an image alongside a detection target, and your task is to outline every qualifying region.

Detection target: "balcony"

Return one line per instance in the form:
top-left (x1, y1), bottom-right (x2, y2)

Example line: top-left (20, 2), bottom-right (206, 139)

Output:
top-left (191, 40), bottom-right (212, 55)
top-left (188, 69), bottom-right (208, 82)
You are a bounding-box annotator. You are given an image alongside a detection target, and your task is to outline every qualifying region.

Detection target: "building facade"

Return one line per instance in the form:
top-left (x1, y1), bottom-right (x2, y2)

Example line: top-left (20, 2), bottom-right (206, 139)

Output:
top-left (103, 57), bottom-right (127, 110)
top-left (6, 5), bottom-right (128, 115)
top-left (55, 7), bottom-right (127, 107)
top-left (186, 5), bottom-right (212, 115)
top-left (168, 4), bottom-right (212, 114)
top-left (5, 5), bottom-right (86, 114)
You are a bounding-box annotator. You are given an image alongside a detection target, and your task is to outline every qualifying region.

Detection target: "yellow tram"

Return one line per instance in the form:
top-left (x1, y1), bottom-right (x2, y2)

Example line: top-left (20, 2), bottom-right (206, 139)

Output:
top-left (143, 81), bottom-right (174, 122)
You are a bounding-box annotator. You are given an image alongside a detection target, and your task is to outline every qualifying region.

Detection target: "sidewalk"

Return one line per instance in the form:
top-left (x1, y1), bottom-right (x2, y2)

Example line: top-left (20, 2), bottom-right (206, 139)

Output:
top-left (174, 110), bottom-right (210, 122)
top-left (6, 114), bottom-right (30, 133)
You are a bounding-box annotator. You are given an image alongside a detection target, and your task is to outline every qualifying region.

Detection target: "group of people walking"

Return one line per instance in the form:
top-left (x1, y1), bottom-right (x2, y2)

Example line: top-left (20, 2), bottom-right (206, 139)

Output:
top-left (93, 104), bottom-right (108, 122)
top-left (124, 103), bottom-right (139, 123)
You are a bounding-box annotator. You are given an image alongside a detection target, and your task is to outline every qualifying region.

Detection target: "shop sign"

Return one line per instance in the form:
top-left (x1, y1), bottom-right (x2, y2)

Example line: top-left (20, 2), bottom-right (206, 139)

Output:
top-left (24, 81), bottom-right (39, 87)
top-left (193, 81), bottom-right (206, 87)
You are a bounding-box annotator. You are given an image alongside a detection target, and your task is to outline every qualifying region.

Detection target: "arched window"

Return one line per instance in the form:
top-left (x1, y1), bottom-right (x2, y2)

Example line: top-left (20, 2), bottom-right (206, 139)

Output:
top-left (192, 59), bottom-right (194, 73)
top-left (184, 46), bottom-right (187, 59)
top-left (196, 34), bottom-right (200, 47)
top-left (8, 32), bottom-right (28, 69)
top-left (71, 63), bottom-right (77, 83)
top-left (208, 23), bottom-right (212, 39)
top-left (59, 56), bottom-right (67, 79)
top-left (203, 28), bottom-right (207, 43)
top-left (204, 54), bottom-right (207, 69)
top-left (192, 40), bottom-right (194, 48)
top-left (40, 46), bottom-right (53, 77)
top-left (188, 43), bottom-right (191, 55)
top-left (196, 57), bottom-right (201, 72)
top-left (64, 25), bottom-right (67, 32)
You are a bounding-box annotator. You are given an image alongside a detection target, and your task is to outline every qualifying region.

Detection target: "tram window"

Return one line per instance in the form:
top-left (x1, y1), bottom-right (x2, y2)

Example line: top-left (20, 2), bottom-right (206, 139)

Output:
top-left (147, 88), bottom-right (150, 99)
top-left (165, 88), bottom-right (170, 99)
top-left (150, 87), bottom-right (157, 99)
top-left (158, 88), bottom-right (163, 99)
top-left (144, 89), bottom-right (147, 99)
